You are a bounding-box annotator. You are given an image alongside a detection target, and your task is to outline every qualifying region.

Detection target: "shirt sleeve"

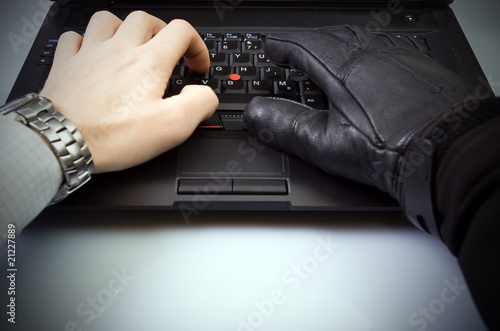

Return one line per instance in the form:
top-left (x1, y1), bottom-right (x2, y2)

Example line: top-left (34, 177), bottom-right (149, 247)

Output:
top-left (0, 113), bottom-right (62, 251)
top-left (434, 97), bottom-right (500, 331)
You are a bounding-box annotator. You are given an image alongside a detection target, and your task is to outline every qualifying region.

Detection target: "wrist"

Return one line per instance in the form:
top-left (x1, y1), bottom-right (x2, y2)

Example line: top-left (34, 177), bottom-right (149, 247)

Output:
top-left (399, 97), bottom-right (500, 238)
top-left (0, 93), bottom-right (95, 204)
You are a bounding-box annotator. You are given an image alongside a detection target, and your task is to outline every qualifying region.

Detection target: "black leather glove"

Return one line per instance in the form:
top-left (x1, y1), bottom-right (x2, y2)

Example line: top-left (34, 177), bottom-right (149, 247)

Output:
top-left (244, 26), bottom-right (473, 236)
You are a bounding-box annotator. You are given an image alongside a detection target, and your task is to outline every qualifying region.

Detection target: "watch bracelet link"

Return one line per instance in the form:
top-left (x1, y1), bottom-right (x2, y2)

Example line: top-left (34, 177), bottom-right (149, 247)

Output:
top-left (1, 93), bottom-right (94, 204)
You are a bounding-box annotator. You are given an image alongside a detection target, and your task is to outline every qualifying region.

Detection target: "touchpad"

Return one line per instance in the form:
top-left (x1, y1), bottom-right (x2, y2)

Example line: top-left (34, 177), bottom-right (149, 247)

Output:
top-left (177, 138), bottom-right (289, 177)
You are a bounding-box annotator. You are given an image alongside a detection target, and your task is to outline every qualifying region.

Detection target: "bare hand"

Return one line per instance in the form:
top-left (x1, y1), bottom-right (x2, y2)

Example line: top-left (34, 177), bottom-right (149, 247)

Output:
top-left (40, 11), bottom-right (218, 173)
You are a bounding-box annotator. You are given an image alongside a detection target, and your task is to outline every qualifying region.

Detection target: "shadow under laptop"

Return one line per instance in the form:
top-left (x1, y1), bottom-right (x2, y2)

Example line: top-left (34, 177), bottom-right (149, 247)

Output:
top-left (31, 209), bottom-right (413, 232)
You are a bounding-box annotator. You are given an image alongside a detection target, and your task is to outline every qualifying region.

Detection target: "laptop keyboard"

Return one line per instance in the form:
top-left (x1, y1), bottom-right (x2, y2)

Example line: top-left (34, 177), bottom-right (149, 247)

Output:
top-left (38, 31), bottom-right (327, 131)
top-left (39, 30), bottom-right (429, 131)
top-left (168, 33), bottom-right (328, 106)
top-left (164, 32), bottom-right (328, 130)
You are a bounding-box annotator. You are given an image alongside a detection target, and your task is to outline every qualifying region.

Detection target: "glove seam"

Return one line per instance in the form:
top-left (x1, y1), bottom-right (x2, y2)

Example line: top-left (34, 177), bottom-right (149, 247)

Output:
top-left (268, 35), bottom-right (389, 147)
top-left (377, 51), bottom-right (460, 105)
top-left (341, 50), bottom-right (413, 146)
top-left (266, 36), bottom-right (336, 78)
top-left (341, 48), bottom-right (446, 146)
top-left (267, 36), bottom-right (387, 153)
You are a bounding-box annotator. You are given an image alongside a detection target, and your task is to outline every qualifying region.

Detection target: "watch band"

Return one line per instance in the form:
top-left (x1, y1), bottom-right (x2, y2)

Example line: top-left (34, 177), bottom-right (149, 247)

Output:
top-left (0, 93), bottom-right (94, 204)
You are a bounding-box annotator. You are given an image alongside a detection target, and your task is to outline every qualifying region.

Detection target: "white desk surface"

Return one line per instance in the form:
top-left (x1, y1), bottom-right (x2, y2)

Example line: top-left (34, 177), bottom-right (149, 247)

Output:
top-left (1, 1), bottom-right (498, 330)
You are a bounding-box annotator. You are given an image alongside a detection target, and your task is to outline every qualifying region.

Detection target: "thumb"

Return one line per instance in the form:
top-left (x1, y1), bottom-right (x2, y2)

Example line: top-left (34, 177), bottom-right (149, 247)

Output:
top-left (244, 96), bottom-right (330, 161)
top-left (244, 96), bottom-right (382, 189)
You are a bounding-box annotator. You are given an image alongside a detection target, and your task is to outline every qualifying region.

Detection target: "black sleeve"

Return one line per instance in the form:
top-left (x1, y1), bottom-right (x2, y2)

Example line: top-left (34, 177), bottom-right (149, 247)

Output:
top-left (434, 97), bottom-right (500, 330)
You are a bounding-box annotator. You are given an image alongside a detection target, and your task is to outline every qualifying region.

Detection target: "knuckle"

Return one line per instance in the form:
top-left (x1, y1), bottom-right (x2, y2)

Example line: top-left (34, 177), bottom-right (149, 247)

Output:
top-left (168, 19), bottom-right (191, 29)
top-left (59, 30), bottom-right (82, 40)
top-left (126, 10), bottom-right (151, 22)
top-left (92, 10), bottom-right (116, 21)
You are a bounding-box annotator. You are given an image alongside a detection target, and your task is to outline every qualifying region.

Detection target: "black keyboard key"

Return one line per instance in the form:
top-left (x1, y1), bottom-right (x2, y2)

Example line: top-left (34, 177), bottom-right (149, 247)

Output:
top-left (248, 80), bottom-right (272, 94)
top-left (238, 66), bottom-right (259, 80)
top-left (44, 42), bottom-right (57, 50)
top-left (209, 53), bottom-right (228, 66)
top-left (300, 80), bottom-right (323, 95)
top-left (224, 33), bottom-right (243, 41)
top-left (262, 67), bottom-right (285, 80)
top-left (243, 40), bottom-right (263, 53)
top-left (274, 80), bottom-right (299, 100)
top-left (41, 50), bottom-right (55, 57)
top-left (302, 94), bottom-right (328, 109)
top-left (195, 79), bottom-right (221, 93)
top-left (220, 40), bottom-right (241, 53)
top-left (222, 80), bottom-right (247, 93)
top-left (184, 68), bottom-right (209, 80)
top-left (168, 79), bottom-right (190, 94)
top-left (287, 69), bottom-right (307, 81)
top-left (204, 40), bottom-right (218, 53)
top-left (230, 53), bottom-right (253, 66)
top-left (211, 66), bottom-right (233, 79)
top-left (299, 80), bottom-right (328, 108)
top-left (204, 33), bottom-right (222, 41)
top-left (171, 65), bottom-right (183, 80)
top-left (244, 33), bottom-right (262, 41)
top-left (38, 57), bottom-right (53, 65)
top-left (255, 53), bottom-right (273, 66)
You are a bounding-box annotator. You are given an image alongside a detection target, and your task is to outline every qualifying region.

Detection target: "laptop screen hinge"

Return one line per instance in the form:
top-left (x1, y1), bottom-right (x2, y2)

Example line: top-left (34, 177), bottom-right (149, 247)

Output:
top-left (399, 0), bottom-right (453, 8)
top-left (57, 0), bottom-right (111, 7)
top-left (82, 0), bottom-right (111, 6)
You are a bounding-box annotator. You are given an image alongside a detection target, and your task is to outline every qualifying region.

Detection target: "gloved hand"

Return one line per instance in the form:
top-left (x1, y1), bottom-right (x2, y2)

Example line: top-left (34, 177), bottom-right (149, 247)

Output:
top-left (244, 25), bottom-right (472, 234)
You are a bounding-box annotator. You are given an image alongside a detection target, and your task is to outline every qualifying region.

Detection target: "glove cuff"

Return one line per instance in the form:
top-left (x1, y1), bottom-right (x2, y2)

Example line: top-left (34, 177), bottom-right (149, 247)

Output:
top-left (399, 97), bottom-right (500, 238)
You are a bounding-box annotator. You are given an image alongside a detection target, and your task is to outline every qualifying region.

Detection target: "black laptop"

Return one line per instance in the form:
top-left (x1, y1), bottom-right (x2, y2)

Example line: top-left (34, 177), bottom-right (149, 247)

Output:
top-left (7, 0), bottom-right (491, 219)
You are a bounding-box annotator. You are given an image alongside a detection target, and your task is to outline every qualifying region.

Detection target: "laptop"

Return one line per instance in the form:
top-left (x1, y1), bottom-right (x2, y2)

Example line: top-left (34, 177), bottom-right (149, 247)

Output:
top-left (7, 0), bottom-right (492, 219)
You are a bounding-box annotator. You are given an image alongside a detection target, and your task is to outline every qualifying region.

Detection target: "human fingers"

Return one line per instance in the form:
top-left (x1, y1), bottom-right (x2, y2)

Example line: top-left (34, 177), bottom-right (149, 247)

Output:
top-left (92, 85), bottom-right (217, 173)
top-left (147, 19), bottom-right (210, 75)
top-left (80, 11), bottom-right (122, 49)
top-left (158, 85), bottom-right (219, 148)
top-left (41, 30), bottom-right (84, 98)
top-left (113, 11), bottom-right (167, 46)
top-left (51, 31), bottom-right (83, 64)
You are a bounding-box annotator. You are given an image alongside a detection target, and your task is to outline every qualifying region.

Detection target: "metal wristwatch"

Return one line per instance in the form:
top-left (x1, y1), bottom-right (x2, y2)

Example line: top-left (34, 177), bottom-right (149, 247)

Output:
top-left (0, 93), bottom-right (94, 204)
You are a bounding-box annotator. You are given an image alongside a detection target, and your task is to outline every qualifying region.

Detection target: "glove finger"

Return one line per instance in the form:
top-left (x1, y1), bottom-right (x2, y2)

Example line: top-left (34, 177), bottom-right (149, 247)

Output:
top-left (244, 96), bottom-right (367, 181)
top-left (370, 31), bottom-right (433, 57)
top-left (265, 25), bottom-right (381, 66)
top-left (318, 25), bottom-right (433, 58)
top-left (245, 96), bottom-right (392, 190)
top-left (264, 27), bottom-right (358, 84)
top-left (244, 97), bottom-right (328, 159)
top-left (315, 25), bottom-right (386, 50)
top-left (264, 25), bottom-right (390, 99)
top-left (264, 26), bottom-right (433, 89)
